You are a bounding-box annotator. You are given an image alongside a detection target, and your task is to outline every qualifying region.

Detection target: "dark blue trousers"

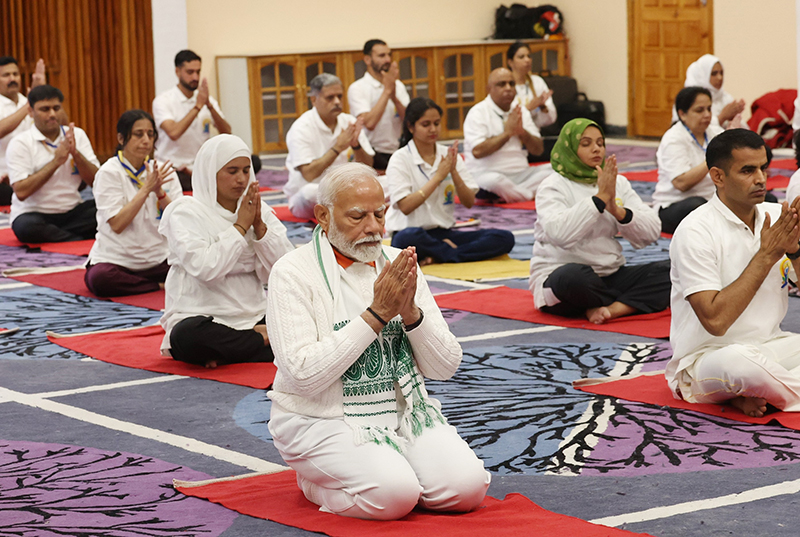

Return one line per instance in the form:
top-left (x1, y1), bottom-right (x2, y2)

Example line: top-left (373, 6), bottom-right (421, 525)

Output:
top-left (391, 226), bottom-right (515, 263)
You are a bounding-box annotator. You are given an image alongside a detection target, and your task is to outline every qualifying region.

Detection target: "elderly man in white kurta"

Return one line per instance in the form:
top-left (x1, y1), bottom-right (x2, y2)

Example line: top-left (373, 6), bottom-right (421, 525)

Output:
top-left (463, 68), bottom-right (548, 202)
top-left (267, 163), bottom-right (489, 520)
top-left (667, 129), bottom-right (800, 418)
top-left (284, 73), bottom-right (374, 220)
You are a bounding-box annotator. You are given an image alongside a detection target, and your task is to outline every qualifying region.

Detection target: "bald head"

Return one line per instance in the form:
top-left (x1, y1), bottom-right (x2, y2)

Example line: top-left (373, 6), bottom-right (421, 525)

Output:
top-left (487, 68), bottom-right (517, 111)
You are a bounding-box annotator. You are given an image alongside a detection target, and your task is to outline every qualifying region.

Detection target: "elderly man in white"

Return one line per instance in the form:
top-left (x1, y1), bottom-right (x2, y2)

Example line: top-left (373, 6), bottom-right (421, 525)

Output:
top-left (266, 163), bottom-right (489, 520)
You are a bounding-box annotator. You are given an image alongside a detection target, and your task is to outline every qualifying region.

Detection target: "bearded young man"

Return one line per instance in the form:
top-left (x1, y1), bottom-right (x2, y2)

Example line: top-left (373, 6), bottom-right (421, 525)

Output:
top-left (265, 162), bottom-right (489, 520)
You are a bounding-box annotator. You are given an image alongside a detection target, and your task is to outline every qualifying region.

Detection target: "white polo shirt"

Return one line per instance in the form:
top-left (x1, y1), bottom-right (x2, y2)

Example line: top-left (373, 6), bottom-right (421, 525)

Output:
top-left (463, 95), bottom-right (540, 178)
top-left (384, 140), bottom-right (477, 233)
top-left (6, 125), bottom-right (99, 222)
top-left (347, 73), bottom-right (410, 154)
top-left (653, 120), bottom-right (724, 210)
top-left (88, 155), bottom-right (184, 271)
top-left (284, 107), bottom-right (374, 199)
top-left (666, 196), bottom-right (793, 396)
top-left (514, 74), bottom-right (557, 129)
top-left (0, 93), bottom-right (33, 178)
top-left (152, 86), bottom-right (224, 169)
top-left (787, 169), bottom-right (800, 204)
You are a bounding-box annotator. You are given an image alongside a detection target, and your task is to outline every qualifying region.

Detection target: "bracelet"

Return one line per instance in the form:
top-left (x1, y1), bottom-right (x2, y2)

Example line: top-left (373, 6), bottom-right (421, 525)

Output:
top-left (330, 146), bottom-right (341, 156)
top-left (193, 105), bottom-right (202, 112)
top-left (156, 191), bottom-right (167, 200)
top-left (366, 307), bottom-right (388, 327)
top-left (352, 144), bottom-right (362, 151)
top-left (403, 308), bottom-right (424, 332)
top-left (233, 223), bottom-right (247, 235)
top-left (788, 245), bottom-right (800, 260)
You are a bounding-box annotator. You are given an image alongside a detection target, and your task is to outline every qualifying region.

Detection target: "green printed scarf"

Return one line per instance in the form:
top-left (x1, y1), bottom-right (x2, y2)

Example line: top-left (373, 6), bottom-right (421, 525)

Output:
top-left (550, 118), bottom-right (605, 185)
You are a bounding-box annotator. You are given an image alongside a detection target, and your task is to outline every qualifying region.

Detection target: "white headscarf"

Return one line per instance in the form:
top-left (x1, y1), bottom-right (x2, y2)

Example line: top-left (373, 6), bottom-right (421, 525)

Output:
top-left (671, 54), bottom-right (734, 123)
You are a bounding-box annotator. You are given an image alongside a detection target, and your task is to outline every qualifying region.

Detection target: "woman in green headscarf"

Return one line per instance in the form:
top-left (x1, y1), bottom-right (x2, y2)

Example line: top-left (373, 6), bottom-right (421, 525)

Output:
top-left (528, 118), bottom-right (670, 324)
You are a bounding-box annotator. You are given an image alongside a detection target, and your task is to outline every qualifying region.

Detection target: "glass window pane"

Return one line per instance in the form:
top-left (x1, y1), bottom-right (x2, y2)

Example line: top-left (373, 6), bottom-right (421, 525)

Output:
top-left (530, 50), bottom-right (543, 73)
top-left (445, 81), bottom-right (458, 104)
top-left (460, 54), bottom-right (473, 77)
top-left (354, 60), bottom-right (366, 79)
top-left (447, 107), bottom-right (460, 130)
top-left (399, 57), bottom-right (412, 80)
top-left (462, 80), bottom-right (474, 102)
top-left (262, 93), bottom-right (277, 116)
top-left (323, 61), bottom-right (336, 75)
top-left (306, 64), bottom-right (320, 82)
top-left (282, 118), bottom-right (296, 138)
top-left (261, 65), bottom-right (275, 88)
top-left (415, 56), bottom-right (427, 79)
top-left (405, 83), bottom-right (413, 96)
top-left (280, 91), bottom-right (295, 114)
top-left (279, 63), bottom-right (293, 86)
top-left (443, 55), bottom-right (457, 78)
top-left (415, 82), bottom-right (429, 99)
top-left (490, 53), bottom-right (503, 71)
top-left (462, 104), bottom-right (473, 121)
top-left (545, 50), bottom-right (558, 73)
top-left (263, 119), bottom-right (279, 143)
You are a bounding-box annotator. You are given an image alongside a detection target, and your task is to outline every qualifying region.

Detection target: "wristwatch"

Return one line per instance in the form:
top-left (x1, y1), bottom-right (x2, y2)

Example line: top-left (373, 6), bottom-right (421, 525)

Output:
top-left (787, 243), bottom-right (800, 260)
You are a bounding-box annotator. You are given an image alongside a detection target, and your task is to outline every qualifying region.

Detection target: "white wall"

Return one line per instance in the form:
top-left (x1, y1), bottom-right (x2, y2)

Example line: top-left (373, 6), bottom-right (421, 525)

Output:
top-left (151, 0), bottom-right (188, 96)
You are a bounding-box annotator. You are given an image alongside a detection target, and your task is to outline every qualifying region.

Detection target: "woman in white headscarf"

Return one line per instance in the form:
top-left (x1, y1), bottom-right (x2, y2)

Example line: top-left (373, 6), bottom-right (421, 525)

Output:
top-left (159, 134), bottom-right (294, 368)
top-left (672, 54), bottom-right (745, 128)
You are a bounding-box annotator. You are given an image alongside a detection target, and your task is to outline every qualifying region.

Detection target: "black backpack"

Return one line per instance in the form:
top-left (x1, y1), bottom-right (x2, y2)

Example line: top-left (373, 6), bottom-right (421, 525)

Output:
top-left (494, 4), bottom-right (564, 39)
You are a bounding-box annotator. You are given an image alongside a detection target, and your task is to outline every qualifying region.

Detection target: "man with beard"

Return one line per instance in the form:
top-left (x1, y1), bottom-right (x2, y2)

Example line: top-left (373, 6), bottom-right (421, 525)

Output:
top-left (347, 39), bottom-right (410, 171)
top-left (463, 68), bottom-right (548, 202)
top-left (284, 73), bottom-right (374, 220)
top-left (266, 163), bottom-right (489, 520)
top-left (152, 50), bottom-right (231, 191)
top-left (667, 129), bottom-right (800, 418)
top-left (6, 85), bottom-right (99, 243)
top-left (0, 57), bottom-right (46, 205)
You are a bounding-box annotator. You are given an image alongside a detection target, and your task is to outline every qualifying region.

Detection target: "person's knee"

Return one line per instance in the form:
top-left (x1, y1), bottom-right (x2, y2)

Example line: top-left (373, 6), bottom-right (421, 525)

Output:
top-left (351, 465), bottom-right (421, 520)
top-left (488, 229), bottom-right (515, 254)
top-left (546, 263), bottom-right (595, 293)
top-left (11, 214), bottom-right (43, 243)
top-left (170, 316), bottom-right (212, 364)
top-left (299, 183), bottom-right (319, 203)
top-left (420, 461), bottom-right (490, 513)
top-left (391, 228), bottom-right (424, 249)
top-left (84, 264), bottom-right (118, 297)
top-left (695, 345), bottom-right (764, 384)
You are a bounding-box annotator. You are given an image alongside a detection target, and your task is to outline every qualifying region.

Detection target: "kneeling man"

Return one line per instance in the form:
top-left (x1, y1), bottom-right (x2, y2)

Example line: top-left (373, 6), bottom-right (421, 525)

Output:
top-left (667, 129), bottom-right (800, 418)
top-left (266, 163), bottom-right (490, 520)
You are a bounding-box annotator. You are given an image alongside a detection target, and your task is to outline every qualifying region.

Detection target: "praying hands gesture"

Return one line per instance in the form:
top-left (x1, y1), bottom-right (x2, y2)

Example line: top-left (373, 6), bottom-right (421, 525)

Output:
top-left (234, 183), bottom-right (267, 239)
top-left (758, 198), bottom-right (800, 266)
top-left (383, 62), bottom-right (400, 97)
top-left (504, 105), bottom-right (525, 138)
top-left (594, 154), bottom-right (626, 221)
top-left (144, 159), bottom-right (175, 197)
top-left (434, 143), bottom-right (459, 182)
top-left (528, 89), bottom-right (553, 112)
top-left (196, 78), bottom-right (210, 109)
top-left (367, 247), bottom-right (419, 331)
top-left (29, 59), bottom-right (46, 90)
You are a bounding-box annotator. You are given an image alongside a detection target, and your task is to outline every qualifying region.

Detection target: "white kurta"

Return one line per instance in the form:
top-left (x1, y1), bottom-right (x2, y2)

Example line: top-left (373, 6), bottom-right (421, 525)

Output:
top-left (528, 171), bottom-right (661, 309)
top-left (347, 73), bottom-right (410, 154)
top-left (514, 74), bottom-right (557, 129)
top-left (0, 92), bottom-right (33, 178)
top-left (787, 168), bottom-right (800, 204)
top-left (88, 156), bottom-right (184, 270)
top-left (158, 199), bottom-right (294, 353)
top-left (384, 141), bottom-right (477, 233)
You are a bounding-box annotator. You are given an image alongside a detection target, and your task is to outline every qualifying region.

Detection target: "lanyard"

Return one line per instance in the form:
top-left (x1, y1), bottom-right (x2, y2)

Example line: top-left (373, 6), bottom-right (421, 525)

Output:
top-left (39, 125), bottom-right (65, 150)
top-left (117, 151), bottom-right (148, 188)
top-left (683, 123), bottom-right (708, 151)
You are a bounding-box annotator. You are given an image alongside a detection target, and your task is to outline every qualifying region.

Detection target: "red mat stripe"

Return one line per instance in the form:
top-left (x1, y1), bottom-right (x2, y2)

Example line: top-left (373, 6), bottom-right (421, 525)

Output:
top-left (0, 228), bottom-right (93, 256)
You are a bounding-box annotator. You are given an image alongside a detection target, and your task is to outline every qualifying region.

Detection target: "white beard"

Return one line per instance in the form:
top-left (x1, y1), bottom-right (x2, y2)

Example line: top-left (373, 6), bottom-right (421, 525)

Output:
top-left (327, 221), bottom-right (383, 263)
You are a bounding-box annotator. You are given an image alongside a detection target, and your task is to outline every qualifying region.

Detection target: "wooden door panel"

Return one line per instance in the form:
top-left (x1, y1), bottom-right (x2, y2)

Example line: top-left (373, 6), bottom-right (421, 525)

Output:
top-left (250, 56), bottom-right (301, 152)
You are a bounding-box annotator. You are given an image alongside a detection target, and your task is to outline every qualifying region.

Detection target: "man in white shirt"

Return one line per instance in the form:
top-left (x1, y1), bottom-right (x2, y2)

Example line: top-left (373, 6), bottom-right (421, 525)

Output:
top-left (6, 85), bottom-right (99, 243)
top-left (463, 68), bottom-right (547, 203)
top-left (284, 73), bottom-right (374, 220)
top-left (667, 129), bottom-right (800, 418)
top-left (347, 40), bottom-right (410, 171)
top-left (0, 56), bottom-right (46, 205)
top-left (152, 50), bottom-right (231, 191)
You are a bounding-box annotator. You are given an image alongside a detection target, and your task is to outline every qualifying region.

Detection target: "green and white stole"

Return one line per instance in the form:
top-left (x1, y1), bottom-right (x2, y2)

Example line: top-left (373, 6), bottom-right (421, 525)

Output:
top-left (312, 226), bottom-right (445, 453)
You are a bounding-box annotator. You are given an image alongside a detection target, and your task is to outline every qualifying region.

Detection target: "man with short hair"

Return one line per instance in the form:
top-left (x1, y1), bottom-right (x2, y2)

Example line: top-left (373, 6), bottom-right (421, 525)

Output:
top-left (6, 85), bottom-right (99, 243)
top-left (284, 73), bottom-right (374, 219)
top-left (347, 39), bottom-right (410, 171)
top-left (667, 129), bottom-right (800, 418)
top-left (266, 162), bottom-right (489, 520)
top-left (463, 68), bottom-right (547, 202)
top-left (0, 57), bottom-right (46, 205)
top-left (152, 49), bottom-right (231, 191)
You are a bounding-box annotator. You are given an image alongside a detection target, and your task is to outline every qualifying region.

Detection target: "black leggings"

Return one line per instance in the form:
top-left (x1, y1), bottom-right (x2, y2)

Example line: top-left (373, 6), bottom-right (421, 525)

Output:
top-left (170, 315), bottom-right (274, 366)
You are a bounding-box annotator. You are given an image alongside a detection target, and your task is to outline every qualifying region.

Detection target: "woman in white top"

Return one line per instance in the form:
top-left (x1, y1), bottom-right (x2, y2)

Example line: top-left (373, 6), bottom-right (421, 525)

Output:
top-left (672, 54), bottom-right (745, 128)
top-left (85, 110), bottom-right (182, 297)
top-left (506, 42), bottom-right (556, 131)
top-left (654, 86), bottom-right (724, 234)
top-left (159, 134), bottom-right (294, 368)
top-left (386, 98), bottom-right (514, 264)
top-left (529, 118), bottom-right (668, 324)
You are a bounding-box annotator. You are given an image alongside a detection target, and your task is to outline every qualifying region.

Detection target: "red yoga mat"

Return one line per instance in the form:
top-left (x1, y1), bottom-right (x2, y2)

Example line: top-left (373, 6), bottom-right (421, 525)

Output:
top-left (434, 286), bottom-right (671, 338)
top-left (6, 267), bottom-right (165, 310)
top-left (473, 199), bottom-right (537, 210)
top-left (175, 469), bottom-right (651, 537)
top-left (770, 159), bottom-right (797, 171)
top-left (766, 175), bottom-right (790, 190)
top-left (271, 204), bottom-right (316, 223)
top-left (0, 228), bottom-right (94, 255)
top-left (574, 372), bottom-right (800, 430)
top-left (48, 325), bottom-right (277, 389)
top-left (621, 169), bottom-right (658, 182)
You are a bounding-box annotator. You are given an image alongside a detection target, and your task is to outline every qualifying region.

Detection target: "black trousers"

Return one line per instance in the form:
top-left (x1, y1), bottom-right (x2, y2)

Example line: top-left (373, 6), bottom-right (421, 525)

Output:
top-left (11, 199), bottom-right (97, 243)
top-left (170, 315), bottom-right (274, 366)
top-left (658, 197), bottom-right (707, 235)
top-left (540, 261), bottom-right (671, 318)
top-left (0, 181), bottom-right (12, 206)
top-left (372, 152), bottom-right (392, 171)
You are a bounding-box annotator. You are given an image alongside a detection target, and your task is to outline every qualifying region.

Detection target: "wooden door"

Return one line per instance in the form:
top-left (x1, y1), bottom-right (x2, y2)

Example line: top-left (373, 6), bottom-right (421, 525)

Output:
top-left (301, 54), bottom-right (341, 111)
top-left (397, 48), bottom-right (435, 101)
top-left (435, 46), bottom-right (485, 139)
top-left (250, 56), bottom-right (300, 152)
top-left (628, 0), bottom-right (713, 137)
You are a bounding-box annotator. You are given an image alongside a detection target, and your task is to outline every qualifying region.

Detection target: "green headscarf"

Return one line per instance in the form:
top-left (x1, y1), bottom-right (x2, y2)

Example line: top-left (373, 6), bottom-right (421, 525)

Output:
top-left (550, 118), bottom-right (605, 185)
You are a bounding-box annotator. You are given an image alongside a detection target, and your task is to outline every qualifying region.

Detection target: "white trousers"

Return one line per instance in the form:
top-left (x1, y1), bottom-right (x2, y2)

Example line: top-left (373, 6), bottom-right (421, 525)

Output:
top-left (269, 405), bottom-right (491, 521)
top-left (288, 183), bottom-right (319, 220)
top-left (685, 334), bottom-right (800, 411)
top-left (475, 164), bottom-right (552, 202)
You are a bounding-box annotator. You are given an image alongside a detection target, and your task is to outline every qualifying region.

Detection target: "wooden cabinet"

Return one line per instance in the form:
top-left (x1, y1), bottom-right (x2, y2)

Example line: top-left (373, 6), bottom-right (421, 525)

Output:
top-left (241, 39), bottom-right (569, 153)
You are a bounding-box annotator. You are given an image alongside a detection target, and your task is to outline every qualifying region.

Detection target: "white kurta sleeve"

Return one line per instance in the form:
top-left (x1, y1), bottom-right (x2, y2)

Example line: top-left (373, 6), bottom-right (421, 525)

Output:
top-left (6, 137), bottom-right (35, 183)
top-left (535, 177), bottom-right (604, 249)
top-left (74, 128), bottom-right (100, 167)
top-left (615, 175), bottom-right (661, 248)
top-left (152, 94), bottom-right (174, 128)
top-left (531, 76), bottom-right (557, 129)
top-left (384, 150), bottom-right (416, 205)
top-left (252, 203), bottom-right (295, 283)
top-left (671, 224), bottom-right (723, 299)
top-left (92, 168), bottom-right (127, 224)
top-left (787, 169), bottom-right (800, 204)
top-left (346, 81), bottom-right (371, 118)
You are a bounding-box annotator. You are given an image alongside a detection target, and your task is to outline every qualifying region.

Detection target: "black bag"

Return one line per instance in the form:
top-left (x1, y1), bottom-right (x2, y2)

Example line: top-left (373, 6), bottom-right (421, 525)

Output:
top-left (538, 75), bottom-right (577, 137)
top-left (494, 4), bottom-right (536, 39)
top-left (557, 93), bottom-right (606, 132)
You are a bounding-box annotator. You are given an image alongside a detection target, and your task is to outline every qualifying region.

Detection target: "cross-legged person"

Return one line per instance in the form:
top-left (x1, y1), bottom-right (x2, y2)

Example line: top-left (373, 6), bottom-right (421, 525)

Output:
top-left (85, 110), bottom-right (182, 297)
top-left (529, 119), bottom-right (669, 324)
top-left (6, 85), bottom-right (99, 243)
top-left (159, 135), bottom-right (294, 368)
top-left (267, 163), bottom-right (490, 520)
top-left (667, 129), bottom-right (800, 418)
top-left (386, 98), bottom-right (514, 264)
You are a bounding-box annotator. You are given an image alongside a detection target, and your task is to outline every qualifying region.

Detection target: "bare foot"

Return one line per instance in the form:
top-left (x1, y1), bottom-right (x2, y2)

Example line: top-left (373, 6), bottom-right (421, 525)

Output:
top-left (419, 257), bottom-right (435, 266)
top-left (158, 282), bottom-right (165, 290)
top-left (204, 360), bottom-right (218, 369)
top-left (443, 238), bottom-right (457, 249)
top-left (254, 324), bottom-right (270, 346)
top-left (586, 306), bottom-right (612, 324)
top-left (730, 396), bottom-right (768, 417)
